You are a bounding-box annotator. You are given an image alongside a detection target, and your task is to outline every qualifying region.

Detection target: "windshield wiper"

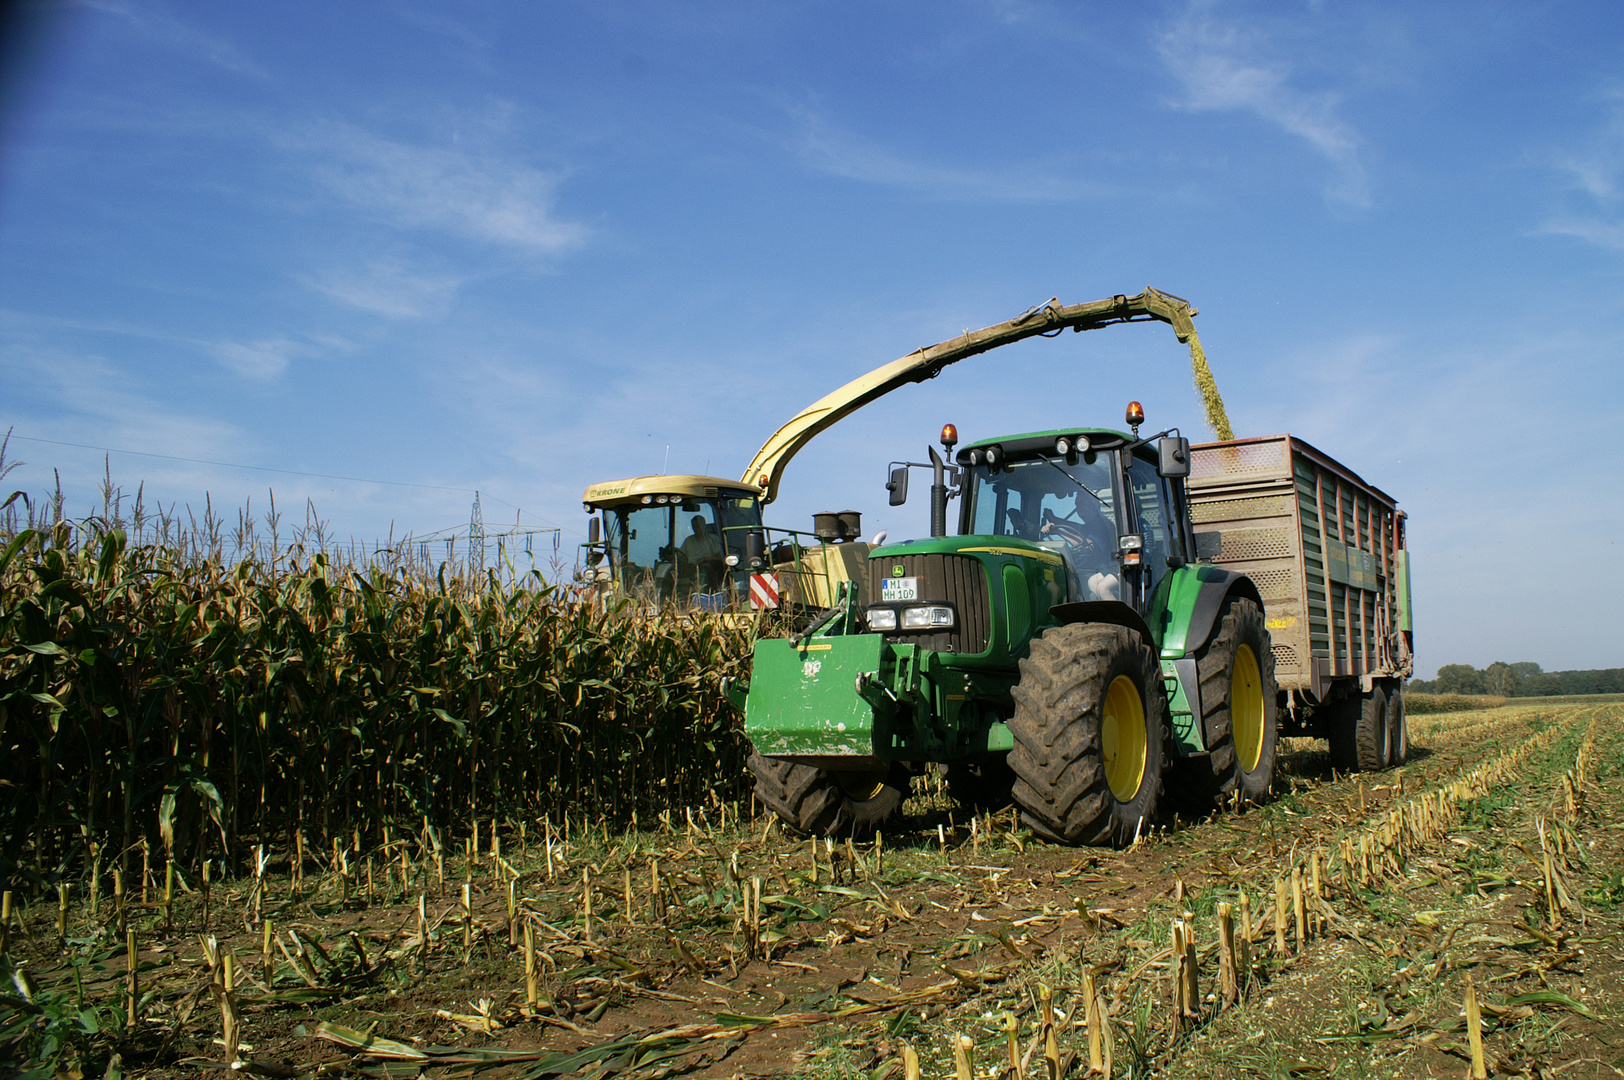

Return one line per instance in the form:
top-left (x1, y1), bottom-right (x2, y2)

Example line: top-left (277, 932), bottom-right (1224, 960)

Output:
top-left (1036, 455), bottom-right (1108, 508)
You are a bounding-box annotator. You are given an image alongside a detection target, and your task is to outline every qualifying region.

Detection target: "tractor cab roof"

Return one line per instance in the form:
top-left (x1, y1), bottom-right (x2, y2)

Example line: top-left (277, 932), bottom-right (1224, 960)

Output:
top-left (955, 427), bottom-right (1146, 467)
top-left (582, 475), bottom-right (759, 511)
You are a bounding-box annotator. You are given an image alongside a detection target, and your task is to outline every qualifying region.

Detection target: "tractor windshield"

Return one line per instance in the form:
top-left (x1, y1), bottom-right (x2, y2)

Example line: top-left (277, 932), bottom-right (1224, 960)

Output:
top-left (964, 456), bottom-right (1122, 602)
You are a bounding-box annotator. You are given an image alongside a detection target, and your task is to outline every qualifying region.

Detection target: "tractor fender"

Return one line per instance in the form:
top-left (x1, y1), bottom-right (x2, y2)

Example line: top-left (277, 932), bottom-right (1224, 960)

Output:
top-left (1183, 570), bottom-right (1264, 656)
top-left (1049, 600), bottom-right (1156, 644)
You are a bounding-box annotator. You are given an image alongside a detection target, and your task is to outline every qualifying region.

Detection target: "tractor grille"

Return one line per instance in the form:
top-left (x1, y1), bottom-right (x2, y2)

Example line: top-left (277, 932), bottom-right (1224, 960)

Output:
top-left (868, 553), bottom-right (991, 655)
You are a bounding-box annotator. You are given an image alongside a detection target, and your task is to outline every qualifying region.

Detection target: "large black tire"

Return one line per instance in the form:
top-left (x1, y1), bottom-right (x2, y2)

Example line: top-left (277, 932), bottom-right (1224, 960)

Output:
top-left (945, 757), bottom-right (1016, 812)
top-left (747, 751), bottom-right (908, 838)
top-left (1386, 683), bottom-right (1408, 765)
top-left (1008, 623), bottom-right (1166, 847)
top-left (1174, 598), bottom-right (1279, 812)
top-left (1328, 685), bottom-right (1389, 773)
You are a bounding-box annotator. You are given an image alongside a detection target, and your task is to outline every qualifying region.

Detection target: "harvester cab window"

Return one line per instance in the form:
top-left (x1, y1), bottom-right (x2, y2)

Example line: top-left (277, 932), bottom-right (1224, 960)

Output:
top-left (672, 504), bottom-right (728, 594)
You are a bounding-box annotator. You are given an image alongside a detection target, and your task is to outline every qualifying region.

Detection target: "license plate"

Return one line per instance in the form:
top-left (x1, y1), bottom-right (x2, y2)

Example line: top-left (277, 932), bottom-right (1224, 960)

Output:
top-left (880, 576), bottom-right (918, 602)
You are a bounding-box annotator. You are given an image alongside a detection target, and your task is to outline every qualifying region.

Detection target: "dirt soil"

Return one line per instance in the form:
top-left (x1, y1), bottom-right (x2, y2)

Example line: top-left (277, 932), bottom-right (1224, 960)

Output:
top-left (5, 701), bottom-right (1621, 1079)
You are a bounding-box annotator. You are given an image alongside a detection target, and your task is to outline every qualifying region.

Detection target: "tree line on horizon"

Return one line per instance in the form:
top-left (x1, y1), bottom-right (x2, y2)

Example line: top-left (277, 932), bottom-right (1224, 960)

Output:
top-left (1410, 661), bottom-right (1623, 698)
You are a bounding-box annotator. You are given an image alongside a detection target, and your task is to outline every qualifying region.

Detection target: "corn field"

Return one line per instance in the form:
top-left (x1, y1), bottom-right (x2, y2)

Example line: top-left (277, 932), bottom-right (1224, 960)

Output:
top-left (0, 514), bottom-right (756, 891)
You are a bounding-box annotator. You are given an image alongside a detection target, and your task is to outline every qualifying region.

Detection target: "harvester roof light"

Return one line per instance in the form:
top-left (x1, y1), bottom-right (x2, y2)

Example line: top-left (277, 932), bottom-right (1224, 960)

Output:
top-left (1055, 437), bottom-right (1070, 456)
top-left (641, 495), bottom-right (654, 505)
top-left (1075, 435), bottom-right (1091, 453)
top-left (941, 423), bottom-right (958, 448)
top-left (1126, 400), bottom-right (1145, 432)
top-left (984, 446), bottom-right (1001, 469)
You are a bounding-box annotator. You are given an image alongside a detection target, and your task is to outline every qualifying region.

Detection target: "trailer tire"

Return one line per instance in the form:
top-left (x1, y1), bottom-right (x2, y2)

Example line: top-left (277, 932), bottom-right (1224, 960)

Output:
top-left (746, 751), bottom-right (908, 838)
top-left (1386, 684), bottom-right (1408, 765)
top-left (1328, 686), bottom-right (1388, 772)
top-left (1179, 597), bottom-right (1278, 811)
top-left (1008, 623), bottom-right (1165, 847)
top-left (946, 758), bottom-right (1016, 811)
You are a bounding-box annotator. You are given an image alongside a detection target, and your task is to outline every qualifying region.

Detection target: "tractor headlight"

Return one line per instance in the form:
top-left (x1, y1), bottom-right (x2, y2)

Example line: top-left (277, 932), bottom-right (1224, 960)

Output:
top-left (900, 605), bottom-right (956, 630)
top-left (867, 607), bottom-right (898, 631)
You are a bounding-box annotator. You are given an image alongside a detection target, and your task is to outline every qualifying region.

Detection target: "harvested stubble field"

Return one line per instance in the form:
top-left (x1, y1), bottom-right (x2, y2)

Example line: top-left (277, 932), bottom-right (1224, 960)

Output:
top-left (4, 700), bottom-right (1622, 1079)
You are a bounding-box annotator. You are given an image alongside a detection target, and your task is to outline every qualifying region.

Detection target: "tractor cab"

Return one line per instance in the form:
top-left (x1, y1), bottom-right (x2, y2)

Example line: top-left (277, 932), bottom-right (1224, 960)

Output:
top-left (581, 476), bottom-right (763, 608)
top-left (953, 420), bottom-right (1196, 617)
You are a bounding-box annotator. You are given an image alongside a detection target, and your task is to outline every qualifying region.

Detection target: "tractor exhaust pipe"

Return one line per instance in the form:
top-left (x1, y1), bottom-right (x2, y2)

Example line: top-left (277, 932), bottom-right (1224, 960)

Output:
top-left (929, 445), bottom-right (948, 538)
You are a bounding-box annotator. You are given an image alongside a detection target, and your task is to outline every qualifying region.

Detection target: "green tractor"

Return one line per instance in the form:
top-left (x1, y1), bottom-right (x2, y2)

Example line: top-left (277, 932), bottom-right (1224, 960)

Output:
top-left (734, 407), bottom-right (1277, 846)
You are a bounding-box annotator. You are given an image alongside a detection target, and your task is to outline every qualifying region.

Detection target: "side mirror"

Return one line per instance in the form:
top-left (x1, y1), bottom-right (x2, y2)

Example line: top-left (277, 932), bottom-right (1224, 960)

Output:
top-left (586, 550), bottom-right (604, 566)
top-left (587, 516), bottom-right (601, 543)
top-left (1157, 436), bottom-right (1190, 478)
top-left (887, 465), bottom-right (909, 506)
top-left (744, 530), bottom-right (766, 569)
top-left (1194, 531), bottom-right (1222, 561)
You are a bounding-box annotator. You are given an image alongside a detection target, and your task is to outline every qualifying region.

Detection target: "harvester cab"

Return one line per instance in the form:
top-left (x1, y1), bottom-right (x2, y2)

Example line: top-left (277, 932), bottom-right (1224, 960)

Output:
top-left (580, 475), bottom-right (764, 609)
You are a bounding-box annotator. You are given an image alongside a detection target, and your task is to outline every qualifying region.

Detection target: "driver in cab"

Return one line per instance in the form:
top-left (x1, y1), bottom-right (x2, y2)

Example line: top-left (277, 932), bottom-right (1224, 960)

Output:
top-left (1037, 491), bottom-right (1120, 603)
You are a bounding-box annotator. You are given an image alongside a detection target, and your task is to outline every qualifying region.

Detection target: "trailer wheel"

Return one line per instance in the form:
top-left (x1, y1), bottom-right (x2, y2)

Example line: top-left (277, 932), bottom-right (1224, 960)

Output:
top-left (946, 758), bottom-right (1016, 811)
top-left (746, 750), bottom-right (908, 838)
top-left (1328, 685), bottom-right (1389, 772)
top-left (1386, 684), bottom-right (1408, 765)
top-left (1179, 597), bottom-right (1278, 811)
top-left (1008, 623), bottom-right (1165, 846)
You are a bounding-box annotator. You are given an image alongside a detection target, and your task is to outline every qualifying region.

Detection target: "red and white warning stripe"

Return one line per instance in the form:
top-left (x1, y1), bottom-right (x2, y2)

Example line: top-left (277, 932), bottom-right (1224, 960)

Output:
top-left (749, 572), bottom-right (780, 609)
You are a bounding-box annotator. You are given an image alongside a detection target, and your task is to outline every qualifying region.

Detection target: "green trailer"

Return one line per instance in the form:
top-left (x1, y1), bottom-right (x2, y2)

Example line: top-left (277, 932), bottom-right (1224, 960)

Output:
top-left (1187, 435), bottom-right (1413, 771)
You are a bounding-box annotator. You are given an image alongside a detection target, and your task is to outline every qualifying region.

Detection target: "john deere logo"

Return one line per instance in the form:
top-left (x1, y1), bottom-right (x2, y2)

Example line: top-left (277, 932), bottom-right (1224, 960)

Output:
top-left (892, 565), bottom-right (905, 577)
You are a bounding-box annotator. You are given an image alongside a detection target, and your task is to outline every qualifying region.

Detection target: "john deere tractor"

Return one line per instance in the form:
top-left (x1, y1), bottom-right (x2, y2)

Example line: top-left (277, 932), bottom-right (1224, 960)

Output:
top-left (729, 295), bottom-right (1277, 846)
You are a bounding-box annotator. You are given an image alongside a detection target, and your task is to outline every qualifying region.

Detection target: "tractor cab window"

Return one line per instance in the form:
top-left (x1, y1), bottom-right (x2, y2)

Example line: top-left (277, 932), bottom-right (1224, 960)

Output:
top-left (965, 454), bottom-right (1121, 602)
top-left (1127, 454), bottom-right (1175, 595)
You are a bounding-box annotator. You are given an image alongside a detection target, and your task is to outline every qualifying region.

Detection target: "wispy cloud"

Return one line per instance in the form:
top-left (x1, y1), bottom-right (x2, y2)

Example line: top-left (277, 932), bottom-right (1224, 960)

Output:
top-left (1158, 2), bottom-right (1369, 209)
top-left (211, 337), bottom-right (303, 380)
top-left (82, 1), bottom-right (269, 79)
top-left (1540, 89), bottom-right (1624, 251)
top-left (792, 108), bottom-right (1106, 202)
top-left (303, 261), bottom-right (465, 320)
top-left (294, 122), bottom-right (588, 253)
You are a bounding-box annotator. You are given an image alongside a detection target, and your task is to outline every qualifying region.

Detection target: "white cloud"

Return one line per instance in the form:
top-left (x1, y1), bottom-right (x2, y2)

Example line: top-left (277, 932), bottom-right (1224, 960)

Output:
top-left (792, 108), bottom-right (1106, 202)
top-left (1158, 2), bottom-right (1370, 209)
top-left (211, 337), bottom-right (301, 380)
top-left (296, 122), bottom-right (588, 253)
top-left (304, 261), bottom-right (464, 320)
top-left (1540, 90), bottom-right (1624, 251)
top-left (81, 1), bottom-right (269, 79)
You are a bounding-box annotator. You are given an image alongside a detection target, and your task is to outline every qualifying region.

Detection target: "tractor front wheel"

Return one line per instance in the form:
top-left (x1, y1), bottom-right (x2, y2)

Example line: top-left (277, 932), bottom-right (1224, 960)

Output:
top-left (747, 751), bottom-right (908, 838)
top-left (1008, 623), bottom-right (1166, 846)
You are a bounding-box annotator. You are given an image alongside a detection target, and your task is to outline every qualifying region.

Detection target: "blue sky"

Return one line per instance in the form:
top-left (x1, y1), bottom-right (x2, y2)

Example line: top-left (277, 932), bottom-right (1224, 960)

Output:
top-left (2, 1), bottom-right (1622, 676)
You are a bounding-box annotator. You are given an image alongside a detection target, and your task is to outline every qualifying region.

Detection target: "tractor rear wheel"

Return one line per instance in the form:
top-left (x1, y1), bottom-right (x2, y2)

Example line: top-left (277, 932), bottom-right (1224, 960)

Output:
top-left (1008, 623), bottom-right (1166, 846)
top-left (946, 757), bottom-right (1016, 811)
top-left (1386, 684), bottom-right (1408, 765)
top-left (746, 751), bottom-right (908, 838)
top-left (1328, 685), bottom-right (1389, 772)
top-left (1176, 598), bottom-right (1278, 812)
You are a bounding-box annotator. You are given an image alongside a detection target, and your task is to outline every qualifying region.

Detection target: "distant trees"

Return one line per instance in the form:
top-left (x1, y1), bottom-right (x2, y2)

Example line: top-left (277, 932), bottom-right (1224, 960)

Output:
top-left (1411, 661), bottom-right (1624, 697)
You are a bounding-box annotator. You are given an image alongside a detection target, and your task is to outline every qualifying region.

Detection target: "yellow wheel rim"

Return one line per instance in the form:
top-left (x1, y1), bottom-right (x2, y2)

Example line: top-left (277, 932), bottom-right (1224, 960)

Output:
top-left (833, 771), bottom-right (887, 803)
top-left (1232, 644), bottom-right (1266, 774)
top-left (1101, 675), bottom-right (1147, 803)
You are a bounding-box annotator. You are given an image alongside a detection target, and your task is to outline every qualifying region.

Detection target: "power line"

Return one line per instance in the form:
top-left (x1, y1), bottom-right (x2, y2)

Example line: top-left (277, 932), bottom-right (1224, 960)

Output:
top-left (1, 429), bottom-right (562, 529)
